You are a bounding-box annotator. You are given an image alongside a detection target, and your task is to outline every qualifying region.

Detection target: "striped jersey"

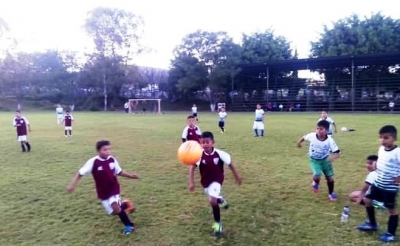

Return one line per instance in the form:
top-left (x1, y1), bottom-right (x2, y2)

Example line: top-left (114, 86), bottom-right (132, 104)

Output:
top-left (304, 133), bottom-right (339, 159)
top-left (374, 146), bottom-right (400, 192)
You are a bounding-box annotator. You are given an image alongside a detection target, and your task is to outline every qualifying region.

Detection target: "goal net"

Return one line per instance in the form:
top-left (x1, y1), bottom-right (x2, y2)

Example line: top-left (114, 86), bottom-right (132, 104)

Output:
top-left (128, 99), bottom-right (162, 114)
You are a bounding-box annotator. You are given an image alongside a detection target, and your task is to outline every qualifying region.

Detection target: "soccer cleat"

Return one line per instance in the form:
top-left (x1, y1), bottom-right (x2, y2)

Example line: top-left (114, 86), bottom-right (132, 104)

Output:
top-left (328, 193), bottom-right (337, 201)
top-left (219, 199), bottom-right (229, 209)
top-left (122, 199), bottom-right (135, 213)
top-left (212, 222), bottom-right (223, 235)
top-left (311, 181), bottom-right (319, 193)
top-left (379, 232), bottom-right (396, 242)
top-left (122, 225), bottom-right (134, 235)
top-left (357, 221), bottom-right (379, 231)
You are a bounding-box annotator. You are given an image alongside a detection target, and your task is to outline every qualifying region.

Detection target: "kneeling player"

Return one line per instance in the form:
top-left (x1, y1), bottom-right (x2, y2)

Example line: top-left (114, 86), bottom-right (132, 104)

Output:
top-left (188, 131), bottom-right (242, 235)
top-left (67, 140), bottom-right (139, 235)
top-left (13, 110), bottom-right (32, 152)
top-left (62, 110), bottom-right (74, 137)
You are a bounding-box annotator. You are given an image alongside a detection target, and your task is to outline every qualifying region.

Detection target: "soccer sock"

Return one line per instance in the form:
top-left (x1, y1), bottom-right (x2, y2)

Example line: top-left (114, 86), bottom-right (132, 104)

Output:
top-left (388, 214), bottom-right (399, 235)
top-left (217, 198), bottom-right (224, 204)
top-left (261, 130), bottom-right (264, 136)
top-left (366, 206), bottom-right (377, 226)
top-left (221, 127), bottom-right (225, 132)
top-left (254, 129), bottom-right (259, 136)
top-left (118, 210), bottom-right (134, 227)
top-left (312, 178), bottom-right (320, 185)
top-left (25, 142), bottom-right (31, 151)
top-left (212, 205), bottom-right (221, 223)
top-left (327, 180), bottom-right (334, 194)
top-left (21, 144), bottom-right (26, 152)
top-left (121, 202), bottom-right (128, 211)
top-left (68, 130), bottom-right (72, 136)
top-left (64, 130), bottom-right (68, 136)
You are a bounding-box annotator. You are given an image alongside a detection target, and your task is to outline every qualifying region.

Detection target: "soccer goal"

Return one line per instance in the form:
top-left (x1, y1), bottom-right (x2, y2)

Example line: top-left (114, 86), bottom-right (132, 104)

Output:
top-left (128, 99), bottom-right (162, 114)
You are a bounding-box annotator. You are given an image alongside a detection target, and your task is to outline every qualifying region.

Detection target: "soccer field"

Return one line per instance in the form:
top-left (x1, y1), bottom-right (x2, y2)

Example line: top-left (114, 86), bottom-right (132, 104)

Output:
top-left (0, 111), bottom-right (398, 246)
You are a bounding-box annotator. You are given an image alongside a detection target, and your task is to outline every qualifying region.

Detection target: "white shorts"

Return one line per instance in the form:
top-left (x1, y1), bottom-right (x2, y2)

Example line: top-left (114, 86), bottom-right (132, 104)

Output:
top-left (253, 121), bottom-right (264, 130)
top-left (204, 182), bottom-right (222, 200)
top-left (101, 194), bottom-right (121, 215)
top-left (64, 127), bottom-right (72, 131)
top-left (57, 114), bottom-right (63, 119)
top-left (17, 135), bottom-right (27, 142)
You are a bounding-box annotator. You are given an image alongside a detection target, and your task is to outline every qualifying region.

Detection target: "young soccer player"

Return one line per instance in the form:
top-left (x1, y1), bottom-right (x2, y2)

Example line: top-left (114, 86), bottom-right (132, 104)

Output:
top-left (218, 107), bottom-right (227, 133)
top-left (62, 110), bottom-right (74, 137)
top-left (297, 120), bottom-right (341, 201)
top-left (67, 140), bottom-right (139, 235)
top-left (317, 110), bottom-right (337, 136)
top-left (56, 104), bottom-right (64, 124)
top-left (13, 110), bottom-right (32, 152)
top-left (253, 104), bottom-right (265, 137)
top-left (192, 104), bottom-right (198, 122)
top-left (349, 155), bottom-right (385, 209)
top-left (182, 115), bottom-right (202, 143)
top-left (357, 125), bottom-right (400, 243)
top-left (188, 131), bottom-right (242, 235)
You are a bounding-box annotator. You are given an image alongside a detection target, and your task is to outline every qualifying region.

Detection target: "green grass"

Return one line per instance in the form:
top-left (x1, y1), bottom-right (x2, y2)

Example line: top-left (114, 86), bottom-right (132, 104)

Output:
top-left (0, 111), bottom-right (398, 246)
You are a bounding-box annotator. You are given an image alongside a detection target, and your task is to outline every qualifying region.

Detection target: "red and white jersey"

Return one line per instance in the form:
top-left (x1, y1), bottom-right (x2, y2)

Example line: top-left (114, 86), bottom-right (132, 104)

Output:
top-left (196, 148), bottom-right (232, 188)
top-left (64, 114), bottom-right (74, 127)
top-left (182, 125), bottom-right (202, 143)
top-left (13, 117), bottom-right (29, 136)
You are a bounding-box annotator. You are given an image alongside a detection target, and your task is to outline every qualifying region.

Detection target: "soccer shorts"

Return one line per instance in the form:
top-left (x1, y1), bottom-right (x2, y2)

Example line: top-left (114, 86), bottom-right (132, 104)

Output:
top-left (57, 114), bottom-right (63, 119)
top-left (101, 194), bottom-right (121, 215)
top-left (64, 126), bottom-right (72, 131)
top-left (193, 113), bottom-right (198, 117)
top-left (204, 182), bottom-right (222, 200)
top-left (17, 135), bottom-right (27, 142)
top-left (218, 121), bottom-right (225, 128)
top-left (365, 185), bottom-right (397, 209)
top-left (253, 121), bottom-right (264, 130)
top-left (309, 158), bottom-right (334, 178)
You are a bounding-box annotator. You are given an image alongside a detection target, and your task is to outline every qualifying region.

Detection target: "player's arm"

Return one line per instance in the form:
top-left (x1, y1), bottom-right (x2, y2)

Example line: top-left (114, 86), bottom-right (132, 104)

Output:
top-left (333, 121), bottom-right (337, 133)
top-left (188, 164), bottom-right (197, 191)
top-left (25, 118), bottom-right (31, 132)
top-left (327, 139), bottom-right (341, 162)
top-left (196, 127), bottom-right (202, 139)
top-left (181, 127), bottom-right (188, 142)
top-left (220, 151), bottom-right (242, 184)
top-left (113, 159), bottom-right (139, 179)
top-left (67, 159), bottom-right (93, 193)
top-left (262, 110), bottom-right (265, 122)
top-left (229, 163), bottom-right (242, 185)
top-left (357, 183), bottom-right (371, 204)
top-left (297, 133), bottom-right (311, 147)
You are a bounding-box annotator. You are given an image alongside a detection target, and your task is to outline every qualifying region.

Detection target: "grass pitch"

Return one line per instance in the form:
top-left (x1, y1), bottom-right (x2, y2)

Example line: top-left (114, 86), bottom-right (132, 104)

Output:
top-left (0, 111), bottom-right (398, 246)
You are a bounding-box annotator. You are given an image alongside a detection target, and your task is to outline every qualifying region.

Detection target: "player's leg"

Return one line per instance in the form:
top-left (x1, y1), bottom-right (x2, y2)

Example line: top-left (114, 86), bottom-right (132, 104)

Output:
top-left (64, 127), bottom-right (68, 137)
top-left (103, 195), bottom-right (135, 235)
top-left (349, 191), bottom-right (362, 203)
top-left (205, 182), bottom-right (224, 235)
top-left (378, 191), bottom-right (398, 242)
top-left (258, 122), bottom-right (265, 137)
top-left (358, 186), bottom-right (381, 231)
top-left (322, 160), bottom-right (336, 201)
top-left (309, 158), bottom-right (323, 193)
top-left (219, 121), bottom-right (225, 133)
top-left (253, 121), bottom-right (259, 137)
top-left (69, 129), bottom-right (72, 136)
top-left (18, 136), bottom-right (26, 152)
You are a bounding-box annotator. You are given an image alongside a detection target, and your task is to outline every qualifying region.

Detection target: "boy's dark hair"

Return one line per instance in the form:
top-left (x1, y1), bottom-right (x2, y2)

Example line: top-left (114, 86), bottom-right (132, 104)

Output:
top-left (96, 140), bottom-right (110, 151)
top-left (15, 110), bottom-right (21, 113)
top-left (367, 155), bottom-right (378, 162)
top-left (66, 109), bottom-right (70, 113)
top-left (187, 115), bottom-right (195, 120)
top-left (317, 120), bottom-right (330, 130)
top-left (322, 109), bottom-right (328, 113)
top-left (379, 125), bottom-right (397, 138)
top-left (201, 131), bottom-right (214, 140)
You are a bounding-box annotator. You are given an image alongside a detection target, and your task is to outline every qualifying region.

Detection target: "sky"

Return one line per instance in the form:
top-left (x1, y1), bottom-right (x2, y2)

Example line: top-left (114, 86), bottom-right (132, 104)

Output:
top-left (1, 0), bottom-right (400, 75)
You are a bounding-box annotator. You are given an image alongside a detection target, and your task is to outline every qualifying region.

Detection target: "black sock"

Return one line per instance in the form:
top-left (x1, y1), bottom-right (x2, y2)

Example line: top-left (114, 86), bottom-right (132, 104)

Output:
top-left (21, 144), bottom-right (26, 152)
top-left (118, 210), bottom-right (134, 227)
top-left (327, 180), bottom-right (334, 194)
top-left (121, 202), bottom-right (128, 211)
top-left (388, 214), bottom-right (399, 235)
top-left (25, 142), bottom-right (31, 151)
top-left (68, 130), bottom-right (72, 135)
top-left (64, 130), bottom-right (67, 136)
top-left (217, 198), bottom-right (224, 204)
top-left (212, 205), bottom-right (220, 223)
top-left (366, 206), bottom-right (377, 226)
top-left (221, 127), bottom-right (225, 132)
top-left (313, 178), bottom-right (320, 185)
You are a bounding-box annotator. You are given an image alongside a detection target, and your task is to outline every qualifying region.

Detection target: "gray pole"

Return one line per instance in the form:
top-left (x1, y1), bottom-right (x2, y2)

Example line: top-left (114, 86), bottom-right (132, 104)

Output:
top-left (266, 66), bottom-right (270, 104)
top-left (351, 57), bottom-right (355, 112)
top-left (103, 73), bottom-right (107, 111)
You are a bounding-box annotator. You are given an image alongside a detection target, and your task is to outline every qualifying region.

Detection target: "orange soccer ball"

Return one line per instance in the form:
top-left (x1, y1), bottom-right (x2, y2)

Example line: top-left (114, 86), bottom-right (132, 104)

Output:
top-left (177, 140), bottom-right (203, 165)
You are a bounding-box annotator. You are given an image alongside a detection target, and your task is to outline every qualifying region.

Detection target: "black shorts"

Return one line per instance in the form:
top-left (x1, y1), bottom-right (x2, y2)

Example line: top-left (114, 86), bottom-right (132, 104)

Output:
top-left (365, 185), bottom-right (397, 209)
top-left (218, 121), bottom-right (224, 127)
top-left (193, 113), bottom-right (197, 117)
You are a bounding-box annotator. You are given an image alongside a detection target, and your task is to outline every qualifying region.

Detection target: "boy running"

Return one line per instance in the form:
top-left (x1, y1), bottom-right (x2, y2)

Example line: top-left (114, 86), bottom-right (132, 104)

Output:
top-left (188, 131), bottom-right (242, 235)
top-left (62, 110), bottom-right (74, 137)
top-left (357, 125), bottom-right (400, 243)
top-left (182, 115), bottom-right (202, 143)
top-left (253, 104), bottom-right (265, 137)
top-left (67, 140), bottom-right (139, 235)
top-left (13, 110), bottom-right (32, 152)
top-left (218, 107), bottom-right (227, 133)
top-left (297, 120), bottom-right (341, 201)
top-left (317, 110), bottom-right (337, 136)
top-left (192, 104), bottom-right (198, 122)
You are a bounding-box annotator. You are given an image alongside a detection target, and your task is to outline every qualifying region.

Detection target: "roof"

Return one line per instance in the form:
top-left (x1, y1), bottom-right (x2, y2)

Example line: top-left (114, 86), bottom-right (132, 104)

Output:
top-left (237, 52), bottom-right (400, 72)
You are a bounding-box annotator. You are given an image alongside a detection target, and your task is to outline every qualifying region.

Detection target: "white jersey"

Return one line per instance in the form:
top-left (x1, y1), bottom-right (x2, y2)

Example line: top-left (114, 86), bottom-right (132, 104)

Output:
top-left (303, 133), bottom-right (339, 159)
top-left (218, 112), bottom-right (227, 122)
top-left (192, 107), bottom-right (197, 114)
top-left (254, 109), bottom-right (264, 121)
top-left (365, 171), bottom-right (378, 185)
top-left (124, 103), bottom-right (129, 109)
top-left (374, 146), bottom-right (400, 192)
top-left (56, 107), bottom-right (64, 115)
top-left (389, 102), bottom-right (395, 107)
top-left (318, 117), bottom-right (334, 134)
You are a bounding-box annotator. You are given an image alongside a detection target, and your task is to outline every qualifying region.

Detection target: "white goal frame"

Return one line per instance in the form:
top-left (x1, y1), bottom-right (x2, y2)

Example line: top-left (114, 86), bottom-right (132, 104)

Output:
top-left (128, 99), bottom-right (162, 114)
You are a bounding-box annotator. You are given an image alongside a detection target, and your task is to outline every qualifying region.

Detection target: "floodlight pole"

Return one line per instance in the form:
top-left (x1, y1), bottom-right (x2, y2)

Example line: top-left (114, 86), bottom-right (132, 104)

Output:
top-left (351, 57), bottom-right (355, 112)
top-left (266, 65), bottom-right (270, 104)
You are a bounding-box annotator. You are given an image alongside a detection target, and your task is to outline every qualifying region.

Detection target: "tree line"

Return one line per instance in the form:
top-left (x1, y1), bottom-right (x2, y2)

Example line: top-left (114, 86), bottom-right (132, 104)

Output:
top-left (0, 9), bottom-right (399, 111)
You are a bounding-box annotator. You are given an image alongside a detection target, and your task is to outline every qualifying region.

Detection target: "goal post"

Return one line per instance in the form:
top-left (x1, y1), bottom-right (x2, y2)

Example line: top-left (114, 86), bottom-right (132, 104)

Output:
top-left (128, 99), bottom-right (162, 114)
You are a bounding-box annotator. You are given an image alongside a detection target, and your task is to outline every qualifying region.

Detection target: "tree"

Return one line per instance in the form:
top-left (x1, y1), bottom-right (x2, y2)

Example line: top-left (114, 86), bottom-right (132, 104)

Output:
top-left (84, 7), bottom-right (145, 110)
top-left (169, 30), bottom-right (241, 107)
